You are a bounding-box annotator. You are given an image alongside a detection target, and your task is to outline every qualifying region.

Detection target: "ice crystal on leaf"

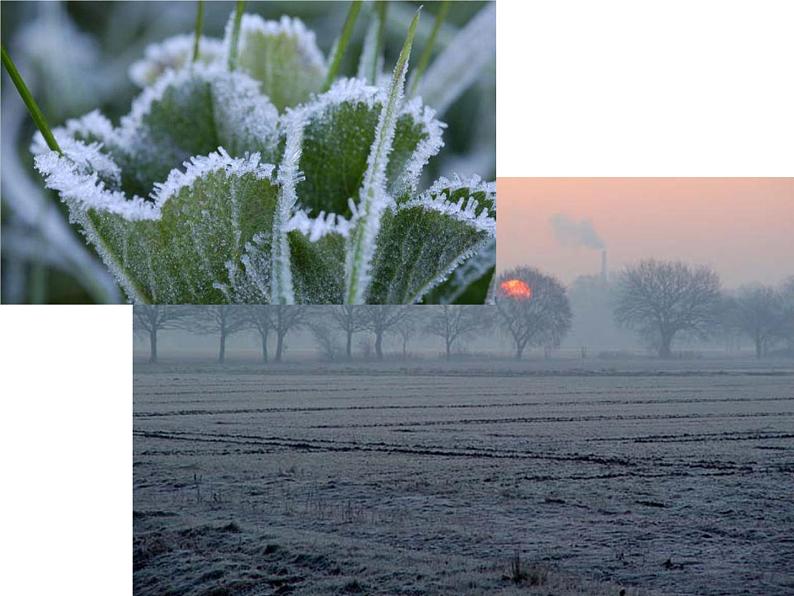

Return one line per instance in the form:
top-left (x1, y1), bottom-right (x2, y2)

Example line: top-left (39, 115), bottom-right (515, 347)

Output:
top-left (31, 5), bottom-right (495, 304)
top-left (129, 34), bottom-right (225, 88)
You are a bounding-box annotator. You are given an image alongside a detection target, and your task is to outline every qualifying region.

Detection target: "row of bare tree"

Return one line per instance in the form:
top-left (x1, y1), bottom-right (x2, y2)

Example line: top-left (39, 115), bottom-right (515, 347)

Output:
top-left (134, 261), bottom-right (794, 362)
top-left (135, 305), bottom-right (310, 364)
top-left (499, 261), bottom-right (793, 359)
top-left (606, 261), bottom-right (793, 358)
top-left (134, 305), bottom-right (497, 363)
top-left (722, 282), bottom-right (794, 358)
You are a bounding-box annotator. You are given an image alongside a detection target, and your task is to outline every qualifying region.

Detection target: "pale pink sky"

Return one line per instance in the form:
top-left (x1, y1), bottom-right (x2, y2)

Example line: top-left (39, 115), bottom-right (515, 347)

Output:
top-left (498, 178), bottom-right (794, 288)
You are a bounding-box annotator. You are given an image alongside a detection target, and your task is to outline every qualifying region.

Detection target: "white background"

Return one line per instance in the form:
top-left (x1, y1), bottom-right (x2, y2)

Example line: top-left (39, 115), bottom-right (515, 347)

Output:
top-left (2, 1), bottom-right (793, 593)
top-left (1, 307), bottom-right (132, 593)
top-left (498, 0), bottom-right (794, 175)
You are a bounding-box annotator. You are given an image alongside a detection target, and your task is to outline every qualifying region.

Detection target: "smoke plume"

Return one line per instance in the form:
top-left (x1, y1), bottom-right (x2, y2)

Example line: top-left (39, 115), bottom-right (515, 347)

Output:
top-left (549, 214), bottom-right (605, 249)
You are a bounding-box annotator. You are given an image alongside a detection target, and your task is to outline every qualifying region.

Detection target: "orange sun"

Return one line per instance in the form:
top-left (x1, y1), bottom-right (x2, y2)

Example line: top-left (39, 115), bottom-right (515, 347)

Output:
top-left (500, 279), bottom-right (532, 299)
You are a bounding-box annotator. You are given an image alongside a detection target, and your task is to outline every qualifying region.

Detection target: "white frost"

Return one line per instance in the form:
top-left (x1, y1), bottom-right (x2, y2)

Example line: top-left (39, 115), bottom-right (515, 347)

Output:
top-left (269, 110), bottom-right (306, 304)
top-left (424, 174), bottom-right (496, 206)
top-left (394, 97), bottom-right (446, 196)
top-left (228, 14), bottom-right (326, 71)
top-left (287, 209), bottom-right (351, 241)
top-left (402, 174), bottom-right (496, 235)
top-left (210, 69), bottom-right (280, 153)
top-left (34, 148), bottom-right (157, 221)
top-left (31, 110), bottom-right (115, 156)
top-left (306, 77), bottom-right (383, 114)
top-left (35, 143), bottom-right (275, 222)
top-left (150, 148), bottom-right (275, 208)
top-left (128, 34), bottom-right (225, 87)
top-left (241, 232), bottom-right (273, 300)
top-left (116, 64), bottom-right (278, 152)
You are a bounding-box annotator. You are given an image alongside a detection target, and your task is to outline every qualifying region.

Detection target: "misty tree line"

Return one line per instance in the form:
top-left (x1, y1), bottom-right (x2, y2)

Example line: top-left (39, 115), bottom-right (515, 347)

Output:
top-left (134, 305), bottom-right (496, 363)
top-left (562, 260), bottom-right (793, 358)
top-left (134, 260), bottom-right (794, 362)
top-left (492, 261), bottom-right (792, 359)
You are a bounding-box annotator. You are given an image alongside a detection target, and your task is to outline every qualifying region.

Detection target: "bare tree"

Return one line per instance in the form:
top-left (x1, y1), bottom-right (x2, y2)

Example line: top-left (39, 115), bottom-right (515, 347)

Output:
top-left (495, 267), bottom-right (572, 359)
top-left (360, 306), bottom-right (406, 360)
top-left (394, 307), bottom-right (424, 360)
top-left (614, 260), bottom-right (722, 358)
top-left (133, 305), bottom-right (187, 363)
top-left (727, 285), bottom-right (784, 358)
top-left (272, 306), bottom-right (306, 362)
top-left (245, 306), bottom-right (274, 363)
top-left (309, 322), bottom-right (340, 360)
top-left (781, 277), bottom-right (794, 351)
top-left (426, 306), bottom-right (485, 360)
top-left (186, 306), bottom-right (248, 363)
top-left (330, 306), bottom-right (367, 360)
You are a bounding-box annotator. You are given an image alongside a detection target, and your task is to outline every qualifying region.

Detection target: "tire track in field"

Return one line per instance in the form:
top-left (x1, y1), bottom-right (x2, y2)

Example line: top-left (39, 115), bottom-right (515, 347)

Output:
top-left (303, 410), bottom-right (794, 429)
top-left (133, 429), bottom-right (770, 475)
top-left (134, 429), bottom-right (635, 466)
top-left (133, 395), bottom-right (794, 418)
top-left (587, 430), bottom-right (794, 444)
top-left (136, 443), bottom-right (759, 482)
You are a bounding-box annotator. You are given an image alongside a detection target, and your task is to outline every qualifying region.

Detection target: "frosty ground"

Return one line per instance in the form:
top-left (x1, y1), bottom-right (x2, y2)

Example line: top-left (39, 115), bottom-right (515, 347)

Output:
top-left (133, 358), bottom-right (794, 595)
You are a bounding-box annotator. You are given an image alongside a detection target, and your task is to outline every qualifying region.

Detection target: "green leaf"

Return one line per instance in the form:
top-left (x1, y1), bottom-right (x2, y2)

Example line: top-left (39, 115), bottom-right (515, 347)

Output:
top-left (421, 240), bottom-right (495, 304)
top-left (232, 15), bottom-right (328, 112)
top-left (292, 79), bottom-right (443, 219)
top-left (388, 100), bottom-right (445, 198)
top-left (345, 9), bottom-right (421, 305)
top-left (366, 176), bottom-right (495, 304)
top-left (288, 230), bottom-right (346, 304)
top-left (28, 7), bottom-right (496, 306)
top-left (36, 147), bottom-right (280, 303)
top-left (115, 67), bottom-right (279, 197)
top-left (294, 82), bottom-right (379, 218)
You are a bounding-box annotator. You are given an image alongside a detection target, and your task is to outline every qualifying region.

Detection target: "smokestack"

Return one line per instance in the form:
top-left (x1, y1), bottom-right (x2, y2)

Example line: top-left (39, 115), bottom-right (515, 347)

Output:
top-left (601, 250), bottom-right (608, 283)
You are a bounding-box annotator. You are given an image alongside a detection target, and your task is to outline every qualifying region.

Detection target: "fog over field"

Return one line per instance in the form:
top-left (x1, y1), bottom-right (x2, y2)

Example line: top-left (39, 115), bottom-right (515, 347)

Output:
top-left (134, 282), bottom-right (794, 362)
top-left (134, 305), bottom-right (794, 595)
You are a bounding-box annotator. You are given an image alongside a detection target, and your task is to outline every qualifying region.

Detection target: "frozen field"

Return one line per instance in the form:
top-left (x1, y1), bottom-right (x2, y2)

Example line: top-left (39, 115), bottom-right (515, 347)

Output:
top-left (133, 359), bottom-right (794, 595)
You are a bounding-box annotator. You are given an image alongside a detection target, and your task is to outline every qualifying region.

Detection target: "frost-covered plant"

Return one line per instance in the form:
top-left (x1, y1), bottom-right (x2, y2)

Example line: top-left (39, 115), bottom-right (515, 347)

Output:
top-left (27, 2), bottom-right (496, 304)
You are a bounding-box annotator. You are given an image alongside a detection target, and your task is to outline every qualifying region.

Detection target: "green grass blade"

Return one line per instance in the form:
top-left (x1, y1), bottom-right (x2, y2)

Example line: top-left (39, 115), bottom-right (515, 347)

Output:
top-left (415, 3), bottom-right (495, 114)
top-left (408, 0), bottom-right (449, 97)
top-left (372, 1), bottom-right (389, 82)
top-left (1, 45), bottom-right (61, 153)
top-left (227, 0), bottom-right (245, 71)
top-left (323, 0), bottom-right (363, 91)
top-left (192, 0), bottom-right (206, 63)
top-left (345, 9), bottom-right (420, 304)
top-left (357, 1), bottom-right (389, 84)
top-left (29, 262), bottom-right (47, 304)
